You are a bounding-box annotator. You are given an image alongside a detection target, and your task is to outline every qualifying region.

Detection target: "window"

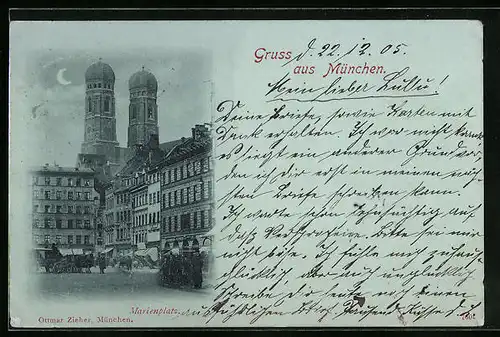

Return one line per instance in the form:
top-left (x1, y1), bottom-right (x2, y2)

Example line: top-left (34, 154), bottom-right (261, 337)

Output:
top-left (152, 213), bottom-right (156, 223)
top-left (84, 235), bottom-right (90, 245)
top-left (201, 210), bottom-right (206, 228)
top-left (45, 177), bottom-right (51, 185)
top-left (68, 235), bottom-right (73, 244)
top-left (149, 194), bottom-right (152, 205)
top-left (162, 194), bottom-right (166, 208)
top-left (68, 205), bottom-right (73, 214)
top-left (76, 178), bottom-right (81, 187)
top-left (68, 219), bottom-right (74, 229)
top-left (56, 191), bottom-right (61, 200)
top-left (152, 193), bottom-right (156, 204)
top-left (168, 192), bottom-right (172, 207)
top-left (194, 211), bottom-right (198, 228)
top-left (98, 83), bottom-right (102, 88)
top-left (148, 105), bottom-right (153, 119)
top-left (181, 188), bottom-right (186, 204)
top-left (68, 178), bottom-right (73, 186)
top-left (56, 178), bottom-right (62, 186)
top-left (33, 176), bottom-right (39, 185)
top-left (208, 208), bottom-right (212, 226)
top-left (84, 206), bottom-right (90, 214)
top-left (149, 214), bottom-right (152, 224)
top-left (175, 215), bottom-right (179, 231)
top-left (104, 96), bottom-right (110, 112)
top-left (194, 184), bottom-right (200, 202)
top-left (187, 162), bottom-right (193, 177)
top-left (33, 190), bottom-right (39, 199)
top-left (84, 220), bottom-right (91, 229)
top-left (56, 235), bottom-right (62, 244)
top-left (181, 214), bottom-right (190, 231)
top-left (176, 167), bottom-right (181, 181)
top-left (85, 192), bottom-right (90, 200)
top-left (174, 190), bottom-right (178, 205)
top-left (88, 97), bottom-right (92, 112)
top-left (44, 218), bottom-right (51, 228)
top-left (33, 235), bottom-right (40, 243)
top-left (131, 105), bottom-right (137, 119)
top-left (168, 170), bottom-right (172, 184)
top-left (33, 204), bottom-right (39, 213)
top-left (76, 235), bottom-right (82, 244)
top-left (202, 157), bottom-right (208, 172)
top-left (76, 219), bottom-right (82, 228)
top-left (157, 191), bottom-right (160, 203)
top-left (56, 205), bottom-right (62, 213)
top-left (76, 192), bottom-right (81, 200)
top-left (44, 191), bottom-right (50, 200)
top-left (195, 161), bottom-right (201, 174)
top-left (181, 165), bottom-right (186, 179)
top-left (34, 219), bottom-right (40, 228)
top-left (208, 180), bottom-right (212, 199)
top-left (44, 235), bottom-right (51, 244)
top-left (187, 186), bottom-right (193, 203)
top-left (202, 181), bottom-right (208, 199)
top-left (44, 205), bottom-right (50, 213)
top-left (76, 206), bottom-right (82, 214)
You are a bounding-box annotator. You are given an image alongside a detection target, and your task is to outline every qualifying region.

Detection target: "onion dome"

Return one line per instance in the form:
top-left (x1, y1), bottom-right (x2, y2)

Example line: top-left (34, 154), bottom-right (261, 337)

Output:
top-left (129, 67), bottom-right (158, 91)
top-left (85, 61), bottom-right (115, 83)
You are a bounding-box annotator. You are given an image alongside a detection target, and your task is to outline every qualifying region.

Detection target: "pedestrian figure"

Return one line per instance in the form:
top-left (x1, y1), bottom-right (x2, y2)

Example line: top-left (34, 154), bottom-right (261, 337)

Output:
top-left (192, 251), bottom-right (203, 289)
top-left (98, 254), bottom-right (106, 274)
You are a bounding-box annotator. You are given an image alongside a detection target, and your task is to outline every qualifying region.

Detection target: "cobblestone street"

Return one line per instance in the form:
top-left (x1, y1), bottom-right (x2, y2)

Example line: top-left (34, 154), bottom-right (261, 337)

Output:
top-left (33, 267), bottom-right (212, 300)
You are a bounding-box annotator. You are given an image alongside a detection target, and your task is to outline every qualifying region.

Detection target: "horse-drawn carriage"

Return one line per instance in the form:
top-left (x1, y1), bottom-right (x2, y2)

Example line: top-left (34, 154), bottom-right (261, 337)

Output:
top-left (33, 247), bottom-right (94, 273)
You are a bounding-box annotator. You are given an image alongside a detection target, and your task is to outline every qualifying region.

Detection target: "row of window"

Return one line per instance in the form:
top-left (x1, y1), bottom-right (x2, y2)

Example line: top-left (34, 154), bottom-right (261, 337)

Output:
top-left (34, 190), bottom-right (92, 200)
top-left (88, 95), bottom-right (112, 113)
top-left (33, 204), bottom-right (92, 214)
top-left (33, 177), bottom-right (92, 187)
top-left (33, 218), bottom-right (92, 229)
top-left (117, 155), bottom-right (211, 189)
top-left (132, 191), bottom-right (160, 207)
top-left (87, 82), bottom-right (112, 89)
top-left (130, 104), bottom-right (155, 120)
top-left (133, 211), bottom-right (161, 227)
top-left (33, 234), bottom-right (91, 245)
top-left (116, 193), bottom-right (130, 205)
top-left (161, 157), bottom-right (211, 186)
top-left (162, 209), bottom-right (212, 233)
top-left (162, 181), bottom-right (211, 208)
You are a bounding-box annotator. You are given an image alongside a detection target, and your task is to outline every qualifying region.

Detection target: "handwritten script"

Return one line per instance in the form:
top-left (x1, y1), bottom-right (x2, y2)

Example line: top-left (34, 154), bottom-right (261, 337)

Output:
top-left (206, 21), bottom-right (483, 327)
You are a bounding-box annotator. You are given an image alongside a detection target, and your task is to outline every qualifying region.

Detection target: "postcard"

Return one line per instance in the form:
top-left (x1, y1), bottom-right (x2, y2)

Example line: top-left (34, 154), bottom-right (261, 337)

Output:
top-left (9, 20), bottom-right (483, 327)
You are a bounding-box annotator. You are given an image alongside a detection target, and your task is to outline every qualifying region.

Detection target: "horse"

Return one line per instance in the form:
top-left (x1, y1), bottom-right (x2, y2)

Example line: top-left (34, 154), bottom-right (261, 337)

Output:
top-left (118, 255), bottom-right (133, 271)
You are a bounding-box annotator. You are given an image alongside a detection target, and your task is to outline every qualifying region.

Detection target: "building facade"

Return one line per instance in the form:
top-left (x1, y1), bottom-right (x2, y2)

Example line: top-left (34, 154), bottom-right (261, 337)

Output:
top-left (31, 164), bottom-right (98, 253)
top-left (145, 167), bottom-right (161, 251)
top-left (160, 125), bottom-right (214, 253)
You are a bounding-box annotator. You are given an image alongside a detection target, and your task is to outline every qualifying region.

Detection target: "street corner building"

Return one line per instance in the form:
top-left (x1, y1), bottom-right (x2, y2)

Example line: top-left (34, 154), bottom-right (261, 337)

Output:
top-left (30, 164), bottom-right (100, 255)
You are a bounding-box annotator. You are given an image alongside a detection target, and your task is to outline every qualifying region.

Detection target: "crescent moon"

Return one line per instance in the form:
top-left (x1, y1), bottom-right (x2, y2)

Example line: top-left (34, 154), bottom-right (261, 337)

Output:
top-left (56, 68), bottom-right (72, 85)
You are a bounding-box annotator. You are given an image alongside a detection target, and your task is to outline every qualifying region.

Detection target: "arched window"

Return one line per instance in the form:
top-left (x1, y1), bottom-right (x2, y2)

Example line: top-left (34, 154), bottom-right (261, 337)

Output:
top-left (147, 105), bottom-right (153, 119)
top-left (88, 97), bottom-right (92, 112)
top-left (131, 105), bottom-right (136, 119)
top-left (104, 96), bottom-right (110, 112)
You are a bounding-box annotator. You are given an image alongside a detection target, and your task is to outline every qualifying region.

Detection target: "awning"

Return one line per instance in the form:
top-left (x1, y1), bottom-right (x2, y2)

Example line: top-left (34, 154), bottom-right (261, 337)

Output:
top-left (103, 247), bottom-right (114, 254)
top-left (59, 248), bottom-right (85, 256)
top-left (135, 247), bottom-right (158, 261)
